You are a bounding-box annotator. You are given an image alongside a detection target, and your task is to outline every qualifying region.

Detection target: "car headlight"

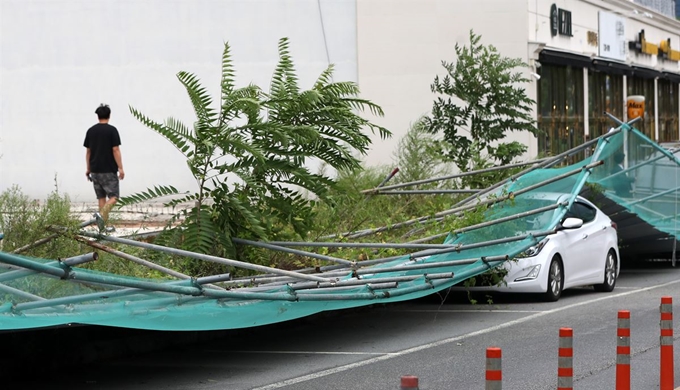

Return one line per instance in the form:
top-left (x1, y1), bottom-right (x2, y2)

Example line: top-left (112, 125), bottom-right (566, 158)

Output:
top-left (514, 264), bottom-right (541, 282)
top-left (522, 238), bottom-right (550, 258)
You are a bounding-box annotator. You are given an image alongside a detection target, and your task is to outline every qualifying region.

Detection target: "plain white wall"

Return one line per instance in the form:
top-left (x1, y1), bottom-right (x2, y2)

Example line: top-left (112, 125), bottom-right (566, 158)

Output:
top-left (0, 0), bottom-right (357, 200)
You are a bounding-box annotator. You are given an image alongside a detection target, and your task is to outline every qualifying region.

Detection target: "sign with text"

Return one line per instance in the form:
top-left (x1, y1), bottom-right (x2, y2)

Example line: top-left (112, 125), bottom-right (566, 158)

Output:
top-left (598, 11), bottom-right (626, 61)
top-left (550, 4), bottom-right (573, 37)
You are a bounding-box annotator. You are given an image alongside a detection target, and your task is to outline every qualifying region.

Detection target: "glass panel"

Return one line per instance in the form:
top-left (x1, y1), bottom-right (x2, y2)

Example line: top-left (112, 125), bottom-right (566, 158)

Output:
top-left (658, 80), bottom-right (679, 143)
top-left (537, 63), bottom-right (585, 163)
top-left (588, 72), bottom-right (623, 139)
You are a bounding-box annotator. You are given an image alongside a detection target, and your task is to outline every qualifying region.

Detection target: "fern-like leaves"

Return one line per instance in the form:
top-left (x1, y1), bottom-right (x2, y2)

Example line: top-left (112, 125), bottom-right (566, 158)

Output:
top-left (117, 185), bottom-right (182, 207)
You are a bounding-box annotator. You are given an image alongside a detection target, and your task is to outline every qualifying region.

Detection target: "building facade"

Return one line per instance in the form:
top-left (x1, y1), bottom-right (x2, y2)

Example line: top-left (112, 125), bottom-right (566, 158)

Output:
top-left (1, 0), bottom-right (679, 199)
top-left (356, 0), bottom-right (680, 164)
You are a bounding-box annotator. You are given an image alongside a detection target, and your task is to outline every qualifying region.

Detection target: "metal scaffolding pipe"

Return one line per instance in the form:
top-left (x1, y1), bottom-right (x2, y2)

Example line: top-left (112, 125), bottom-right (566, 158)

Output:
top-left (231, 237), bottom-right (356, 266)
top-left (371, 189), bottom-right (481, 195)
top-left (413, 117), bottom-right (634, 254)
top-left (264, 241), bottom-right (455, 250)
top-left (628, 186), bottom-right (680, 206)
top-left (400, 116), bottom-right (636, 251)
top-left (288, 272), bottom-right (454, 291)
top-left (410, 232), bottom-right (548, 260)
top-left (77, 231), bottom-right (332, 283)
top-left (283, 282), bottom-right (401, 294)
top-left (405, 202), bottom-right (564, 245)
top-left (264, 202), bottom-right (563, 253)
top-left (231, 194), bottom-right (570, 285)
top-left (74, 237), bottom-right (189, 281)
top-left (224, 253), bottom-right (411, 286)
top-left (453, 123), bottom-right (634, 209)
top-left (361, 158), bottom-right (551, 194)
top-left (12, 273), bottom-right (235, 312)
top-left (339, 160), bottom-right (602, 240)
top-left (230, 220), bottom-right (546, 286)
top-left (0, 252), bottom-right (98, 283)
top-left (602, 151), bottom-right (671, 183)
top-left (229, 227), bottom-right (534, 286)
top-left (0, 282), bottom-right (46, 301)
top-left (295, 277), bottom-right (452, 301)
top-left (0, 251), bottom-right (202, 296)
top-left (11, 218), bottom-right (97, 254)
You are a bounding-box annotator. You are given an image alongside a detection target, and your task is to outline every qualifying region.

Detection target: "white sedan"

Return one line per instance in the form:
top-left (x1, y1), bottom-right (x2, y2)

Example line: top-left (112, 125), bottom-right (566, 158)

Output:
top-left (460, 193), bottom-right (620, 301)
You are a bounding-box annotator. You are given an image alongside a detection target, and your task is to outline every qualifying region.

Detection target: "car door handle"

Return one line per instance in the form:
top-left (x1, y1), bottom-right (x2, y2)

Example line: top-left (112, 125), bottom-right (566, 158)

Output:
top-left (582, 234), bottom-right (588, 240)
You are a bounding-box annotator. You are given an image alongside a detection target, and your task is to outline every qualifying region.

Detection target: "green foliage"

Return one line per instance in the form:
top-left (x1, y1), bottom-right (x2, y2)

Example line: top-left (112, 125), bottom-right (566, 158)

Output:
top-left (424, 30), bottom-right (539, 173)
top-left (121, 37), bottom-right (391, 267)
top-left (392, 117), bottom-right (451, 185)
top-left (0, 184), bottom-right (179, 282)
top-left (0, 182), bottom-right (81, 259)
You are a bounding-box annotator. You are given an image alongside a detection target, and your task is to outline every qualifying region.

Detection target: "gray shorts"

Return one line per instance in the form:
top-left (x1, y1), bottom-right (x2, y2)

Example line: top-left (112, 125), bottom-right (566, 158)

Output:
top-left (91, 172), bottom-right (120, 199)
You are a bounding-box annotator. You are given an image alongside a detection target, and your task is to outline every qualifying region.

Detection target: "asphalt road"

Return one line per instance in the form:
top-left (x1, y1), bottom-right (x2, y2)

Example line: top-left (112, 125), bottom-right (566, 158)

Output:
top-left (10, 262), bottom-right (680, 390)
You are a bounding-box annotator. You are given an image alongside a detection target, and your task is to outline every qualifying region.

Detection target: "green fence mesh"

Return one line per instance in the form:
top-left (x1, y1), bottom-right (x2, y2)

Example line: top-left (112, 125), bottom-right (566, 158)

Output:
top-left (0, 121), bottom-right (678, 331)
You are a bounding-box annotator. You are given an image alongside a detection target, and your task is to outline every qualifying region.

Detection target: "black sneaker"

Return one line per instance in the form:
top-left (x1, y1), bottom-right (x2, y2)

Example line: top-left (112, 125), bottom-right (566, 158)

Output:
top-left (94, 212), bottom-right (106, 232)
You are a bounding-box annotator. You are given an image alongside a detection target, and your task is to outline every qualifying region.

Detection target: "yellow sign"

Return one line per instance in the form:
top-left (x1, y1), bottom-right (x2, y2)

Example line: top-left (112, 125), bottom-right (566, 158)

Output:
top-left (629, 30), bottom-right (659, 56)
top-left (659, 39), bottom-right (680, 62)
top-left (627, 96), bottom-right (645, 120)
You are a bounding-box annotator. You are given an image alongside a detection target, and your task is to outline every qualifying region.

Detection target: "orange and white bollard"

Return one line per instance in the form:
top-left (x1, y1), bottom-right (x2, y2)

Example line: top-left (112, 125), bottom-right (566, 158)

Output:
top-left (485, 347), bottom-right (502, 390)
top-left (558, 328), bottom-right (573, 390)
top-left (660, 296), bottom-right (674, 390)
top-left (616, 310), bottom-right (631, 390)
top-left (400, 375), bottom-right (419, 390)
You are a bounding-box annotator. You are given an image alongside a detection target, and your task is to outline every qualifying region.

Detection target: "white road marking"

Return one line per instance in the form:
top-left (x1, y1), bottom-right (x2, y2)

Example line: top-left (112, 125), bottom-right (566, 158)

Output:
top-left (204, 350), bottom-right (391, 356)
top-left (396, 309), bottom-right (543, 313)
top-left (252, 278), bottom-right (680, 390)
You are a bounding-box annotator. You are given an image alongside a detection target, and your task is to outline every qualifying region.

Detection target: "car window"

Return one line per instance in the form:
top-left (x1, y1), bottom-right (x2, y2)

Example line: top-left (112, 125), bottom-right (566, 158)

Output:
top-left (563, 202), bottom-right (597, 223)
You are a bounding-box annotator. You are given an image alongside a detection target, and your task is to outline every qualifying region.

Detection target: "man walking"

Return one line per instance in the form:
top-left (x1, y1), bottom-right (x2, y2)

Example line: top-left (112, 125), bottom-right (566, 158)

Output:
top-left (84, 104), bottom-right (125, 232)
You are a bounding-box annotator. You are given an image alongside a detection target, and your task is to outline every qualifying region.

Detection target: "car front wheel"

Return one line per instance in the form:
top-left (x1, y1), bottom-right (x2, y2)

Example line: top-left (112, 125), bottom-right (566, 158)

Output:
top-left (544, 256), bottom-right (563, 302)
top-left (594, 250), bottom-right (617, 292)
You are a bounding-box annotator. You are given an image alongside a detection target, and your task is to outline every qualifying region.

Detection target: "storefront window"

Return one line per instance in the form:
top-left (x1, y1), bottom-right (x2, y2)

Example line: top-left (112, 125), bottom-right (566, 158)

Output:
top-left (588, 72), bottom-right (624, 139)
top-left (658, 79), bottom-right (679, 143)
top-left (626, 76), bottom-right (656, 139)
top-left (537, 64), bottom-right (585, 162)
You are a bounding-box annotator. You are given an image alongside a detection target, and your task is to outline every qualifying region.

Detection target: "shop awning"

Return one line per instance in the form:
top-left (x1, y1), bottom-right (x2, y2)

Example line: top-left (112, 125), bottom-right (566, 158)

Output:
top-left (538, 49), bottom-right (592, 68)
top-left (592, 58), bottom-right (633, 76)
top-left (538, 49), bottom-right (680, 83)
top-left (632, 66), bottom-right (664, 79)
top-left (663, 72), bottom-right (680, 83)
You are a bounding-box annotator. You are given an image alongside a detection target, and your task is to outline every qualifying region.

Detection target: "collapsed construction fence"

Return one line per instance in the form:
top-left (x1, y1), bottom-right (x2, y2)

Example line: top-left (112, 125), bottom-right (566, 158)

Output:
top-left (0, 114), bottom-right (678, 331)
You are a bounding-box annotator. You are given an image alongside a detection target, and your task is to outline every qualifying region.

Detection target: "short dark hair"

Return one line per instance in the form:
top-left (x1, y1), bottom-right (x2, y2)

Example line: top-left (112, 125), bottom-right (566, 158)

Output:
top-left (95, 104), bottom-right (111, 119)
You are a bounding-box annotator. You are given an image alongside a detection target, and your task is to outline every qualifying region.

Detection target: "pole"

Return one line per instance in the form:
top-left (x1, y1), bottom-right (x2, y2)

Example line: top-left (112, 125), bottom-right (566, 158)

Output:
top-left (11, 218), bottom-right (96, 254)
top-left (372, 189), bottom-right (481, 195)
top-left (558, 328), bottom-right (573, 390)
top-left (231, 237), bottom-right (355, 266)
top-left (342, 160), bottom-right (602, 240)
top-left (660, 296), bottom-right (674, 390)
top-left (485, 347), bottom-right (502, 390)
top-left (363, 158), bottom-right (551, 194)
top-left (74, 236), bottom-right (192, 281)
top-left (77, 231), bottom-right (332, 283)
top-left (0, 252), bottom-right (98, 283)
top-left (616, 310), bottom-right (631, 390)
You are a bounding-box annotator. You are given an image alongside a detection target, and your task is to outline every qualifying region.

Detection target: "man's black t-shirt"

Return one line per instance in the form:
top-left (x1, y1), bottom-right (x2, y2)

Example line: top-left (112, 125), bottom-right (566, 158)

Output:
top-left (83, 123), bottom-right (122, 173)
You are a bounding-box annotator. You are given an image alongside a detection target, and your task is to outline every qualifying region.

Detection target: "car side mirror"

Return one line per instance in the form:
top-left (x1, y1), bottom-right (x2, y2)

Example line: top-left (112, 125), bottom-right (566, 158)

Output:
top-left (561, 217), bottom-right (584, 229)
